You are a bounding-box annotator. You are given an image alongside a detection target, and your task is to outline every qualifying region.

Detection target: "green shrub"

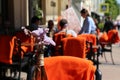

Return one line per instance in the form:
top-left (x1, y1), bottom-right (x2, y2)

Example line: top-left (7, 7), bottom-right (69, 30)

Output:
top-left (98, 22), bottom-right (104, 31)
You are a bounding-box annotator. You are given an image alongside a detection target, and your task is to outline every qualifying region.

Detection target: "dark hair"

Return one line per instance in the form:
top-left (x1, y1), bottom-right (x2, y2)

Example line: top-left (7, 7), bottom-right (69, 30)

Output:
top-left (31, 16), bottom-right (40, 23)
top-left (107, 16), bottom-right (111, 20)
top-left (48, 20), bottom-right (54, 27)
top-left (59, 19), bottom-right (68, 28)
top-left (80, 8), bottom-right (89, 16)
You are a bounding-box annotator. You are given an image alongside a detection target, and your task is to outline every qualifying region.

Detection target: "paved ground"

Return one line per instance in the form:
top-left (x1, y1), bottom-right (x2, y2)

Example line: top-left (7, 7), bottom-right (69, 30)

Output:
top-left (99, 44), bottom-right (120, 80)
top-left (98, 29), bottom-right (120, 80)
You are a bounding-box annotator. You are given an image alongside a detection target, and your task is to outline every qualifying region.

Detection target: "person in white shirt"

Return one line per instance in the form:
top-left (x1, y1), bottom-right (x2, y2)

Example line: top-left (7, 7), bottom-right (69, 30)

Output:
top-left (58, 19), bottom-right (77, 37)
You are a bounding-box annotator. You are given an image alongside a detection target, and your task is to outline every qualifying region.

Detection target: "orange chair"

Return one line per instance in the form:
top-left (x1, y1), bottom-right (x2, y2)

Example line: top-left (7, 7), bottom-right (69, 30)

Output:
top-left (78, 34), bottom-right (97, 49)
top-left (61, 37), bottom-right (86, 58)
top-left (0, 35), bottom-right (21, 79)
top-left (99, 32), bottom-right (108, 43)
top-left (107, 29), bottom-right (120, 43)
top-left (99, 29), bottom-right (120, 64)
top-left (78, 34), bottom-right (97, 61)
top-left (0, 35), bottom-right (16, 64)
top-left (15, 30), bottom-right (35, 53)
top-left (53, 32), bottom-right (72, 56)
top-left (44, 56), bottom-right (96, 80)
top-left (0, 35), bottom-right (31, 79)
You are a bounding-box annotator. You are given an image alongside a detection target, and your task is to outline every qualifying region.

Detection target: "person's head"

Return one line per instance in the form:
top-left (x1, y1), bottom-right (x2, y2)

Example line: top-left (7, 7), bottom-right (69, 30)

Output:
top-left (59, 19), bottom-right (68, 29)
top-left (80, 8), bottom-right (89, 18)
top-left (48, 20), bottom-right (54, 29)
top-left (66, 5), bottom-right (68, 9)
top-left (31, 16), bottom-right (41, 25)
top-left (107, 16), bottom-right (111, 21)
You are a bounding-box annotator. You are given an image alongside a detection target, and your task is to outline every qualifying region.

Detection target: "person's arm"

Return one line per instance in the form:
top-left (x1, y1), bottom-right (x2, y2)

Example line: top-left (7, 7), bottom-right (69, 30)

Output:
top-left (78, 25), bottom-right (84, 34)
top-left (67, 30), bottom-right (77, 37)
top-left (78, 19), bottom-right (87, 34)
top-left (78, 17), bottom-right (91, 34)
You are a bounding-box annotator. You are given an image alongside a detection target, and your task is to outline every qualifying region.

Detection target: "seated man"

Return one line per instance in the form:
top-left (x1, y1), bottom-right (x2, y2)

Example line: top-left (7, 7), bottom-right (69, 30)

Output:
top-left (57, 19), bottom-right (77, 37)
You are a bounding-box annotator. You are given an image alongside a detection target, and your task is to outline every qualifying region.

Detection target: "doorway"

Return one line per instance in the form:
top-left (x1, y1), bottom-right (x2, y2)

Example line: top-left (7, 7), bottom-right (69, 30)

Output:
top-left (0, 0), bottom-right (14, 30)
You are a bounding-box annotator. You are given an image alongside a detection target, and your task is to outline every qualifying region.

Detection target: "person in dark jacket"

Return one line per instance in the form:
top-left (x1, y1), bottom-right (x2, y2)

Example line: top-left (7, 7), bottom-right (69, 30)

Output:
top-left (30, 16), bottom-right (41, 31)
top-left (103, 16), bottom-right (114, 33)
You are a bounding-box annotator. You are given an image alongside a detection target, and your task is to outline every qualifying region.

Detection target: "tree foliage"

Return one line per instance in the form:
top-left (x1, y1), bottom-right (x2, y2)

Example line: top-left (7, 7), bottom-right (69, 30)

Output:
top-left (105, 0), bottom-right (119, 19)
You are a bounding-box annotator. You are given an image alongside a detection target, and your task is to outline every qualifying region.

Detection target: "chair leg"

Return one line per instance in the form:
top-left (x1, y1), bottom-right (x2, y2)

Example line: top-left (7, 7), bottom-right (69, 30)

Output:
top-left (110, 51), bottom-right (115, 65)
top-left (103, 52), bottom-right (108, 63)
top-left (95, 69), bottom-right (102, 80)
top-left (110, 45), bottom-right (115, 65)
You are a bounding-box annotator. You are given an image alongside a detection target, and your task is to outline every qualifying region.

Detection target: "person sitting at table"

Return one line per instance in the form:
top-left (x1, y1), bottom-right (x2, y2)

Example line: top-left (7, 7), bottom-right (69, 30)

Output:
top-left (57, 19), bottom-right (77, 37)
top-left (47, 20), bottom-right (58, 38)
top-left (29, 16), bottom-right (41, 31)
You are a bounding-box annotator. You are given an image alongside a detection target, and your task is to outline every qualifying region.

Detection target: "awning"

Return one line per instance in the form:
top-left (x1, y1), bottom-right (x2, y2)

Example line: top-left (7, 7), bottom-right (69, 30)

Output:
top-left (91, 12), bottom-right (104, 23)
top-left (91, 12), bottom-right (104, 17)
top-left (91, 12), bottom-right (100, 18)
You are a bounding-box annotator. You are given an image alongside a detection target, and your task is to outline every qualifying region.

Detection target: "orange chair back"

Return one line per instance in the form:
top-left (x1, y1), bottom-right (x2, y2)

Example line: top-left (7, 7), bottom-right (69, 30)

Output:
top-left (53, 32), bottom-right (73, 56)
top-left (78, 34), bottom-right (97, 53)
top-left (15, 31), bottom-right (34, 52)
top-left (107, 29), bottom-right (120, 43)
top-left (78, 34), bottom-right (96, 46)
top-left (53, 32), bottom-right (66, 56)
top-left (0, 35), bottom-right (16, 64)
top-left (53, 32), bottom-right (66, 46)
top-left (62, 37), bottom-right (86, 58)
top-left (44, 56), bottom-right (96, 80)
top-left (99, 32), bottom-right (108, 42)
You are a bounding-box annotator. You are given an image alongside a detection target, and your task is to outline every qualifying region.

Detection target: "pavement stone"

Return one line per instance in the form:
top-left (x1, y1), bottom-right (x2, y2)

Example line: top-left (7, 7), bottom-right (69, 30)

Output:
top-left (99, 44), bottom-right (120, 80)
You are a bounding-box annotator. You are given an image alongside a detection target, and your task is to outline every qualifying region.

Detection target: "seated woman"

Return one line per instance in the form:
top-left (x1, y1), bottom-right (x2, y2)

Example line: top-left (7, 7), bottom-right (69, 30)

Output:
top-left (47, 20), bottom-right (58, 38)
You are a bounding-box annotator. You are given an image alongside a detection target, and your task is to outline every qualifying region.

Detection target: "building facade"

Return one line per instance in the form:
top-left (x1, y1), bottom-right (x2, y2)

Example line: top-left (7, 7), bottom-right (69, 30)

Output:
top-left (0, 0), bottom-right (29, 30)
top-left (0, 0), bottom-right (69, 30)
top-left (0, 0), bottom-right (104, 30)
